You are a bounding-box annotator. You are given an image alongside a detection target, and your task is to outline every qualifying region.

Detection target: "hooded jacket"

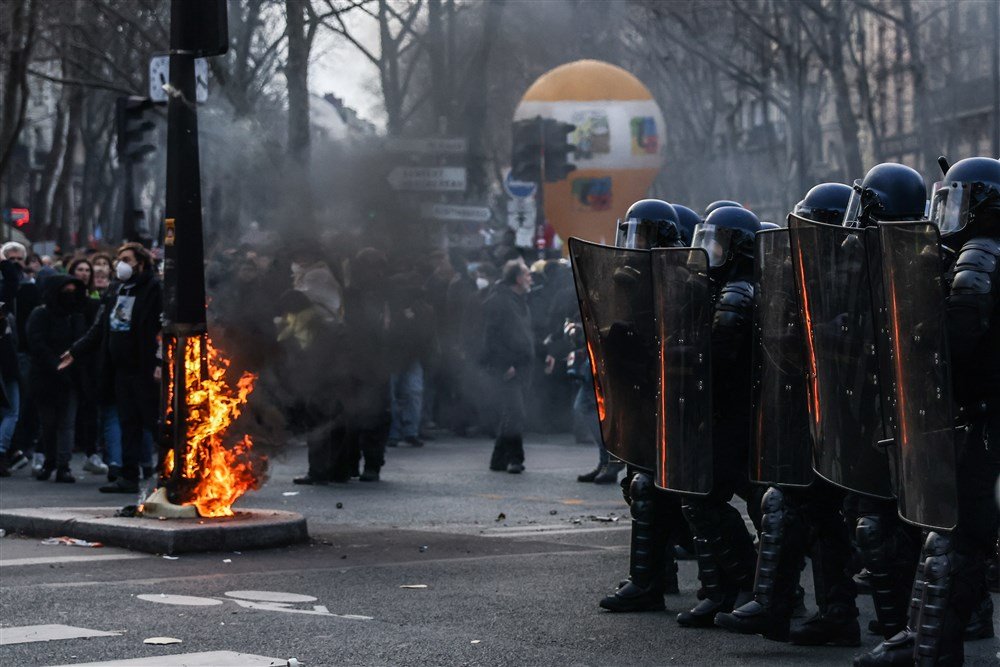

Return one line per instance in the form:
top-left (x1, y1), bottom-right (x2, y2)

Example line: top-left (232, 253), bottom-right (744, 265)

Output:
top-left (26, 274), bottom-right (88, 399)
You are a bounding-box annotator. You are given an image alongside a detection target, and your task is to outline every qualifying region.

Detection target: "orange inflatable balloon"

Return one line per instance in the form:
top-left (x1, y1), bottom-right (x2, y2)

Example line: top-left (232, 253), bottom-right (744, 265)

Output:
top-left (514, 60), bottom-right (665, 246)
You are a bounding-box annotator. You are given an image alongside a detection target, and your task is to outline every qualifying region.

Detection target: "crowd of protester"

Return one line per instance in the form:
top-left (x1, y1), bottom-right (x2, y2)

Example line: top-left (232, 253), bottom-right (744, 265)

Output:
top-left (0, 230), bottom-right (620, 490)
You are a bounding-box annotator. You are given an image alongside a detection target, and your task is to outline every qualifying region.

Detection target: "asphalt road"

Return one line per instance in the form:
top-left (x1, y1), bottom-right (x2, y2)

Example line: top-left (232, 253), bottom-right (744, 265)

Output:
top-left (1, 432), bottom-right (998, 666)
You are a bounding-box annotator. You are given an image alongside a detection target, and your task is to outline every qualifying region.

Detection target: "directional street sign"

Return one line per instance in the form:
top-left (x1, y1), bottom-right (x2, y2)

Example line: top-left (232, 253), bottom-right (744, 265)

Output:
top-left (387, 137), bottom-right (468, 155)
top-left (149, 55), bottom-right (208, 103)
top-left (420, 202), bottom-right (491, 222)
top-left (388, 166), bottom-right (467, 192)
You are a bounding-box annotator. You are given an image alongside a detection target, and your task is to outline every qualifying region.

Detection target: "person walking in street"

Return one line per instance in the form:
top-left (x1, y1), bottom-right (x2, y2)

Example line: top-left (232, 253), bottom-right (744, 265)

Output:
top-left (482, 260), bottom-right (535, 474)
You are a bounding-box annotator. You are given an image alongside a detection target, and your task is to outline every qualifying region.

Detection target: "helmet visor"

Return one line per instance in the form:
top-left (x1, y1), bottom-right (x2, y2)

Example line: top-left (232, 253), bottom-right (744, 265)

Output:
top-left (616, 217), bottom-right (681, 249)
top-left (929, 181), bottom-right (972, 236)
top-left (691, 223), bottom-right (732, 267)
top-left (842, 180), bottom-right (863, 227)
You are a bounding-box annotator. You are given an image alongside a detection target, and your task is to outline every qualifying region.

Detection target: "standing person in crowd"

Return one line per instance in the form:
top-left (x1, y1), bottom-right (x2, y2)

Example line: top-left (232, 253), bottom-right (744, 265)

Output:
top-left (483, 260), bottom-right (535, 474)
top-left (89, 263), bottom-right (122, 480)
top-left (14, 251), bottom-right (43, 474)
top-left (335, 247), bottom-right (391, 482)
top-left (0, 242), bottom-right (26, 475)
top-left (66, 257), bottom-right (109, 476)
top-left (386, 272), bottom-right (434, 448)
top-left (27, 275), bottom-right (88, 483)
top-left (62, 242), bottom-right (162, 493)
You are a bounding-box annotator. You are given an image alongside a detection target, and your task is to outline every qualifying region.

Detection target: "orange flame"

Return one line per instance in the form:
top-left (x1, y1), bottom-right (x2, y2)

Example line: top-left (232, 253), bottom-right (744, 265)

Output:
top-left (585, 339), bottom-right (606, 421)
top-left (163, 335), bottom-right (260, 517)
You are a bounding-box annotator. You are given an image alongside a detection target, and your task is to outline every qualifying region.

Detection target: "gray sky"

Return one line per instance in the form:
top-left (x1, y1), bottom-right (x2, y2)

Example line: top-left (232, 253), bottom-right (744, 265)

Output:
top-left (308, 11), bottom-right (384, 130)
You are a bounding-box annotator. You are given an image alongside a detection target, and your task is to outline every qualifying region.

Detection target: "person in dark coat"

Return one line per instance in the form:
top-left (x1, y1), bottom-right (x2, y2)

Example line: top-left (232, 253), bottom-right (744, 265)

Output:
top-left (482, 260), bottom-right (535, 473)
top-left (27, 274), bottom-right (88, 482)
top-left (63, 243), bottom-right (162, 493)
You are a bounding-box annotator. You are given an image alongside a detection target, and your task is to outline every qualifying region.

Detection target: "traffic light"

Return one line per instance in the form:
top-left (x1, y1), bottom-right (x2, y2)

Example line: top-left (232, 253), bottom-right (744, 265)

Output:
top-left (511, 117), bottom-right (543, 183)
top-left (543, 119), bottom-right (576, 182)
top-left (116, 96), bottom-right (157, 164)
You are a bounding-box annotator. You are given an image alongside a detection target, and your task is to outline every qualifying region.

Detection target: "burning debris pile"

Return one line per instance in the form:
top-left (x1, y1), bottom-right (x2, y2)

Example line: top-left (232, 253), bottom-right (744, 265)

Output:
top-left (160, 335), bottom-right (264, 518)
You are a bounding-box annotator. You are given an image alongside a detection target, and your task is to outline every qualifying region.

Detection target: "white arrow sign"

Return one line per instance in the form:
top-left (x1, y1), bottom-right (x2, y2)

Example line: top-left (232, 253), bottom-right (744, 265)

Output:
top-left (387, 137), bottom-right (467, 155)
top-left (388, 166), bottom-right (466, 192)
top-left (420, 202), bottom-right (491, 222)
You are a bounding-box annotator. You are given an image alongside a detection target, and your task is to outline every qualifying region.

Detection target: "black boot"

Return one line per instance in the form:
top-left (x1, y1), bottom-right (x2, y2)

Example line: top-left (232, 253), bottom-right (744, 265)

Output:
top-left (853, 532), bottom-right (932, 665)
top-left (55, 466), bottom-right (75, 483)
top-left (677, 500), bottom-right (756, 628)
top-left (577, 466), bottom-right (602, 482)
top-left (789, 522), bottom-right (861, 647)
top-left (593, 462), bottom-right (624, 484)
top-left (35, 461), bottom-right (55, 481)
top-left (489, 437), bottom-right (508, 471)
top-left (716, 487), bottom-right (805, 641)
top-left (600, 473), bottom-right (667, 612)
top-left (963, 586), bottom-right (995, 640)
top-left (855, 513), bottom-right (919, 639)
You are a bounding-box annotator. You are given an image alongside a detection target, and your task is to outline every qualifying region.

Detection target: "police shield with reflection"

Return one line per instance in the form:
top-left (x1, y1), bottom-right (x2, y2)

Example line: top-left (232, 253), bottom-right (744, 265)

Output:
top-left (570, 199), bottom-right (692, 612)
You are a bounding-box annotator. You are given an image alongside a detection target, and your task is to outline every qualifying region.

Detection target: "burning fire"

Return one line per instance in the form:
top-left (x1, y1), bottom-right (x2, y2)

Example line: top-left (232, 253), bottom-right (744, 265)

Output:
top-left (163, 335), bottom-right (260, 517)
top-left (585, 339), bottom-right (606, 421)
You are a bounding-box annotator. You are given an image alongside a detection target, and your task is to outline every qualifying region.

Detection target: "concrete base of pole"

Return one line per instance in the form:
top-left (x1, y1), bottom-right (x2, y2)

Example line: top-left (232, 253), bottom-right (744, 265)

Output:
top-left (0, 506), bottom-right (308, 555)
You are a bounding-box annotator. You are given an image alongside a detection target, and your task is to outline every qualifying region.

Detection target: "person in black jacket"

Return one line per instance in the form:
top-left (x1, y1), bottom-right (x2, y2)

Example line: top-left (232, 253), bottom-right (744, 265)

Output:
top-left (27, 274), bottom-right (88, 483)
top-left (62, 242), bottom-right (162, 493)
top-left (482, 260), bottom-right (535, 474)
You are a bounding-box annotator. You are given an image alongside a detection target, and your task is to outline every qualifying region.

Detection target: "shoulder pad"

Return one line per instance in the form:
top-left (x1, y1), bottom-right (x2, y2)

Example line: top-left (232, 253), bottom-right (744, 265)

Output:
top-left (952, 238), bottom-right (999, 296)
top-left (718, 280), bottom-right (754, 306)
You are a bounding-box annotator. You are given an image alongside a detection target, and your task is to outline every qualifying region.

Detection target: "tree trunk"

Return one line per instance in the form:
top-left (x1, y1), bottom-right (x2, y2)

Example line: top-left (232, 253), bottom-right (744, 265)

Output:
top-left (285, 0), bottom-right (310, 163)
top-left (463, 0), bottom-right (505, 198)
top-left (0, 0), bottom-right (37, 189)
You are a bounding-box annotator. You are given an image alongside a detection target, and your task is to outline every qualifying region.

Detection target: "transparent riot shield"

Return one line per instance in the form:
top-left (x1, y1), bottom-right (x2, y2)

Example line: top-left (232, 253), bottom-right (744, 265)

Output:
top-left (876, 222), bottom-right (958, 531)
top-left (787, 214), bottom-right (894, 499)
top-left (651, 247), bottom-right (713, 495)
top-left (569, 237), bottom-right (657, 470)
top-left (750, 229), bottom-right (814, 487)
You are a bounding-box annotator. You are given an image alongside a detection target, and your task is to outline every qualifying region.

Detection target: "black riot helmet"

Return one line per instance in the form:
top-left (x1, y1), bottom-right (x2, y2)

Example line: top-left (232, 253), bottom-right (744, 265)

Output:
top-left (671, 204), bottom-right (700, 246)
top-left (759, 221), bottom-right (780, 230)
top-left (692, 206), bottom-right (761, 276)
top-left (929, 157), bottom-right (1000, 247)
top-left (615, 199), bottom-right (684, 249)
top-left (794, 182), bottom-right (854, 225)
top-left (704, 199), bottom-right (743, 217)
top-left (843, 163), bottom-right (926, 228)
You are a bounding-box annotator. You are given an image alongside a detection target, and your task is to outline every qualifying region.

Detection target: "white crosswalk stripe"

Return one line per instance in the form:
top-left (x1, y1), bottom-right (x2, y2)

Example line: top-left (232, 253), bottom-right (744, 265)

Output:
top-left (50, 650), bottom-right (286, 666)
top-left (0, 624), bottom-right (119, 645)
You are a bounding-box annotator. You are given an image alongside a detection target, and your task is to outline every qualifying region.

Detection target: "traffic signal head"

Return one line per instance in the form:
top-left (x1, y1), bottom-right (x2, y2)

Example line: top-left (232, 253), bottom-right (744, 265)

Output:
top-left (116, 96), bottom-right (156, 164)
top-left (543, 119), bottom-right (576, 182)
top-left (511, 117), bottom-right (543, 183)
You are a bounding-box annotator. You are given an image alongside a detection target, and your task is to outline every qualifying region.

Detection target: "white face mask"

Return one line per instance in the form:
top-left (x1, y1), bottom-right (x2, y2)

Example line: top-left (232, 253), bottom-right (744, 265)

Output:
top-left (116, 261), bottom-right (134, 282)
top-left (475, 277), bottom-right (489, 290)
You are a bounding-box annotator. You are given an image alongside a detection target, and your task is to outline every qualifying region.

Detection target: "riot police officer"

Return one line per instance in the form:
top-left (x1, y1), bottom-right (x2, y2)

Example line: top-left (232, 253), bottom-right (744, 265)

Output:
top-left (856, 157), bottom-right (1000, 665)
top-left (716, 183), bottom-right (863, 645)
top-left (672, 204), bottom-right (702, 246)
top-left (571, 199), bottom-right (690, 612)
top-left (674, 205), bottom-right (761, 627)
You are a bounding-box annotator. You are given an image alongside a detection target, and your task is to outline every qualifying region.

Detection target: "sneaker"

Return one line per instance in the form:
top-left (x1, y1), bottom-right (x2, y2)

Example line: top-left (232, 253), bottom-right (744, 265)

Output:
top-left (35, 462), bottom-right (55, 481)
top-left (577, 466), bottom-right (602, 482)
top-left (55, 467), bottom-right (76, 483)
top-left (359, 468), bottom-right (380, 482)
top-left (293, 474), bottom-right (329, 486)
top-left (8, 450), bottom-right (29, 471)
top-left (31, 452), bottom-right (45, 476)
top-left (83, 454), bottom-right (109, 474)
top-left (506, 462), bottom-right (524, 474)
top-left (402, 436), bottom-right (424, 448)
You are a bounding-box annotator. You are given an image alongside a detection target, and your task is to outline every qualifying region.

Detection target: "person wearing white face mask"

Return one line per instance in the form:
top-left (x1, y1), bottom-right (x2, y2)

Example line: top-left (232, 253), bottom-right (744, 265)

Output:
top-left (61, 242), bottom-right (162, 494)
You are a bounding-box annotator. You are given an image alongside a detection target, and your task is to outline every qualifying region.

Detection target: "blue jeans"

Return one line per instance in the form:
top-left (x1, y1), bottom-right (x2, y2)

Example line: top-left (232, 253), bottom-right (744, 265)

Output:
top-left (98, 404), bottom-right (123, 467)
top-left (573, 383), bottom-right (606, 466)
top-left (0, 376), bottom-right (20, 454)
top-left (389, 361), bottom-right (424, 441)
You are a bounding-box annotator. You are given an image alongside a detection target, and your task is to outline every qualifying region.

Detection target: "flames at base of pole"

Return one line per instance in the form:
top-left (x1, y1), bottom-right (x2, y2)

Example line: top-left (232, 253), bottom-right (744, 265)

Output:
top-left (163, 334), bottom-right (262, 518)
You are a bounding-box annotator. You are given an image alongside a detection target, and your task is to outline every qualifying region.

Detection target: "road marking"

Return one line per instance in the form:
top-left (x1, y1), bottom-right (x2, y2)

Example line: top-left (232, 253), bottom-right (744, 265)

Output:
top-left (224, 590), bottom-right (317, 603)
top-left (0, 553), bottom-right (147, 567)
top-left (136, 593), bottom-right (224, 606)
top-left (481, 524), bottom-right (631, 539)
top-left (0, 624), bottom-right (119, 645)
top-left (51, 651), bottom-right (285, 666)
top-left (229, 598), bottom-right (373, 620)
